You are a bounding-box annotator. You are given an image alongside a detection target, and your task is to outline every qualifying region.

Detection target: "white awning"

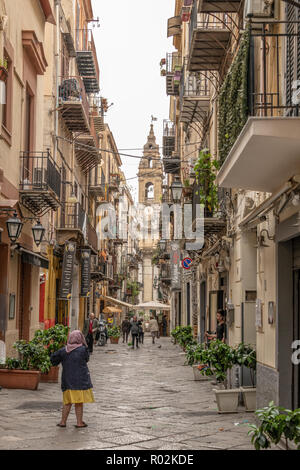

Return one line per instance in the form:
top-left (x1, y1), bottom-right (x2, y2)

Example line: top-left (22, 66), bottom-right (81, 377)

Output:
top-left (133, 301), bottom-right (170, 311)
top-left (100, 295), bottom-right (134, 309)
top-left (216, 117), bottom-right (300, 193)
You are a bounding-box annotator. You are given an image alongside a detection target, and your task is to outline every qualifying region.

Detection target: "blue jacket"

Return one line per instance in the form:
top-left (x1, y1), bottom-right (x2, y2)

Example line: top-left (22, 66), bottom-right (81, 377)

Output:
top-left (50, 345), bottom-right (93, 392)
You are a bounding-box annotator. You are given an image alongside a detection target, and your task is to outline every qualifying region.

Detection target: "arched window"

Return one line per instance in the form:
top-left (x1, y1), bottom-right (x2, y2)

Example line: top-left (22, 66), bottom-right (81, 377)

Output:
top-left (145, 182), bottom-right (154, 200)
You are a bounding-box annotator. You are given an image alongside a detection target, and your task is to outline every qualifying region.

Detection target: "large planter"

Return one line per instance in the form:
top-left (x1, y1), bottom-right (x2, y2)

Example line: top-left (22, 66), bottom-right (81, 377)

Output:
top-left (0, 369), bottom-right (41, 390)
top-left (40, 366), bottom-right (59, 383)
top-left (110, 337), bottom-right (120, 344)
top-left (213, 388), bottom-right (240, 413)
top-left (240, 387), bottom-right (256, 412)
top-left (192, 364), bottom-right (211, 381)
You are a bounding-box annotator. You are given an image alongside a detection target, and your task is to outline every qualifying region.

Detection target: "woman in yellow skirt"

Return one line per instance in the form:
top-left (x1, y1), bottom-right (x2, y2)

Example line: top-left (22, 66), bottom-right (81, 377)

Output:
top-left (50, 330), bottom-right (95, 428)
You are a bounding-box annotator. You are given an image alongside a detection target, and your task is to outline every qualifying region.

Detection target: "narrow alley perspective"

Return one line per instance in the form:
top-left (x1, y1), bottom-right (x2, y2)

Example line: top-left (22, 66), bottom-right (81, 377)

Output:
top-left (0, 0), bottom-right (300, 459)
top-left (0, 335), bottom-right (258, 451)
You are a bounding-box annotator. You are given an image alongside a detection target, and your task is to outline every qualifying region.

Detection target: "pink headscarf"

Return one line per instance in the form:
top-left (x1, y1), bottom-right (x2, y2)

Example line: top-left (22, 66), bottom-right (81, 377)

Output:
top-left (65, 330), bottom-right (88, 354)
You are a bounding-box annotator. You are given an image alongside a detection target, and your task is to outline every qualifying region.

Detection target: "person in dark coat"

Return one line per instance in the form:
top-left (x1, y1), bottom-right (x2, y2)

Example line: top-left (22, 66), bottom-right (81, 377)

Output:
top-left (50, 330), bottom-right (94, 428)
top-left (138, 319), bottom-right (144, 344)
top-left (162, 315), bottom-right (168, 337)
top-left (129, 315), bottom-right (140, 349)
top-left (121, 318), bottom-right (131, 343)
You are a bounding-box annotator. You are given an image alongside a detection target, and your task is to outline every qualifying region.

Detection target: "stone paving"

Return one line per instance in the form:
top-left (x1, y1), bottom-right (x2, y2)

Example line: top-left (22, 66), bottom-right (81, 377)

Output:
top-left (0, 335), bottom-right (258, 450)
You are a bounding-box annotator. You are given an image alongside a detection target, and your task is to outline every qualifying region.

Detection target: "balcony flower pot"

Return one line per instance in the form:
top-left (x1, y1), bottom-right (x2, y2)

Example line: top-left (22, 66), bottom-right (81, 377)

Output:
top-left (0, 65), bottom-right (8, 82)
top-left (240, 386), bottom-right (256, 412)
top-left (192, 364), bottom-right (211, 381)
top-left (40, 365), bottom-right (60, 383)
top-left (213, 388), bottom-right (240, 413)
top-left (0, 369), bottom-right (41, 390)
top-left (110, 337), bottom-right (120, 344)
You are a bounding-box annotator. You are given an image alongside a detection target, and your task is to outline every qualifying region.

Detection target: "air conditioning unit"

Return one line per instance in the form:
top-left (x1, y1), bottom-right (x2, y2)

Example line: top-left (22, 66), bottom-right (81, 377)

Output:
top-left (244, 0), bottom-right (279, 22)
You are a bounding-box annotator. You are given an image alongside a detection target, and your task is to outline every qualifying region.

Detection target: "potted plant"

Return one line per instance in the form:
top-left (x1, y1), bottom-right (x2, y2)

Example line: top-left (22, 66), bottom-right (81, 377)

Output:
top-left (0, 340), bottom-right (51, 390)
top-left (235, 343), bottom-right (257, 411)
top-left (248, 401), bottom-right (300, 450)
top-left (32, 324), bottom-right (69, 383)
top-left (185, 343), bottom-right (212, 381)
top-left (201, 340), bottom-right (239, 413)
top-left (108, 325), bottom-right (121, 344)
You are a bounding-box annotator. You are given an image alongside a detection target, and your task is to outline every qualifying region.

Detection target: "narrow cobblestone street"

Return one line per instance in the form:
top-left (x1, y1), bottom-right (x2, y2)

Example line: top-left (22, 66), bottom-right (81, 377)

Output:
top-left (0, 336), bottom-right (257, 451)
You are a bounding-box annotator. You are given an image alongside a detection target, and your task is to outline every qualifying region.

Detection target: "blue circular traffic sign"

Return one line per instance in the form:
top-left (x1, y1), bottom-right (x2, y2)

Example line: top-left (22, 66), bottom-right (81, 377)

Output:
top-left (182, 257), bottom-right (192, 270)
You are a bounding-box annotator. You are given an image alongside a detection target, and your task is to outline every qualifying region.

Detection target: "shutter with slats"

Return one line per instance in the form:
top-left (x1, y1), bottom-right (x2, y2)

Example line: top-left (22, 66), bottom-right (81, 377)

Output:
top-left (286, 4), bottom-right (297, 113)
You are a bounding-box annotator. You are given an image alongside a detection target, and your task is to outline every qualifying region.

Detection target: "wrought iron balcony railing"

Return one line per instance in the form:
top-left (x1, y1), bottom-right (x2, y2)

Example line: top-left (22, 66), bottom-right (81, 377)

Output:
top-left (59, 202), bottom-right (86, 232)
top-left (163, 120), bottom-right (176, 157)
top-left (76, 29), bottom-right (100, 93)
top-left (165, 52), bottom-right (182, 96)
top-left (180, 68), bottom-right (210, 124)
top-left (58, 76), bottom-right (90, 132)
top-left (188, 2), bottom-right (232, 72)
top-left (19, 150), bottom-right (61, 216)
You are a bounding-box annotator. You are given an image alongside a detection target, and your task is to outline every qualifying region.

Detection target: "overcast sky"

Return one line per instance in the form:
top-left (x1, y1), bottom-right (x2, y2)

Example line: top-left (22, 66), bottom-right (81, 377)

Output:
top-left (92, 0), bottom-right (175, 202)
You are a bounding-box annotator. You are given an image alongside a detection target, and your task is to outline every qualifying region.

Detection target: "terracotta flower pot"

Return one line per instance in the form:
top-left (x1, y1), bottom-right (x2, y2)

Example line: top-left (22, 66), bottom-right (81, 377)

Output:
top-left (40, 366), bottom-right (59, 383)
top-left (0, 369), bottom-right (41, 390)
top-left (110, 337), bottom-right (120, 344)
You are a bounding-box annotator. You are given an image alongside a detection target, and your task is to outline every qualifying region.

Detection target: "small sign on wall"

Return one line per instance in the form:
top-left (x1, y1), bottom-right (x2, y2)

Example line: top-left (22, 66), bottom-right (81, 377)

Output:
top-left (268, 301), bottom-right (275, 324)
top-left (255, 298), bottom-right (263, 328)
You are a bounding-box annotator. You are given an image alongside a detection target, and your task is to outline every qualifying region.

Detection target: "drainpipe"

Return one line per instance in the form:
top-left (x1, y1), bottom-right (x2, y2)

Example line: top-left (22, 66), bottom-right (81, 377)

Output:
top-left (54, 0), bottom-right (61, 163)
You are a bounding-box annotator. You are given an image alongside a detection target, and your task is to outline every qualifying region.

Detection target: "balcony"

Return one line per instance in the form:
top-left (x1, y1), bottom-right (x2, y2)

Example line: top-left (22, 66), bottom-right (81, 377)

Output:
top-left (107, 175), bottom-right (121, 193)
top-left (216, 29), bottom-right (300, 194)
top-left (90, 95), bottom-right (105, 133)
top-left (57, 202), bottom-right (87, 245)
top-left (163, 153), bottom-right (181, 175)
top-left (75, 118), bottom-right (101, 174)
top-left (165, 52), bottom-right (182, 96)
top-left (76, 29), bottom-right (100, 94)
top-left (163, 120), bottom-right (176, 157)
top-left (188, 5), bottom-right (232, 72)
top-left (198, 0), bottom-right (242, 13)
top-left (180, 69), bottom-right (210, 124)
top-left (87, 221), bottom-right (98, 253)
top-left (19, 150), bottom-right (61, 216)
top-left (58, 76), bottom-right (90, 133)
top-left (89, 169), bottom-right (106, 198)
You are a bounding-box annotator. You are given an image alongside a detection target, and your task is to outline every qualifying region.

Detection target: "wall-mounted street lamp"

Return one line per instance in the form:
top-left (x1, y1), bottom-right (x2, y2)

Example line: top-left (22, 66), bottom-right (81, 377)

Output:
top-left (32, 220), bottom-right (46, 247)
top-left (6, 211), bottom-right (23, 244)
top-left (171, 178), bottom-right (183, 203)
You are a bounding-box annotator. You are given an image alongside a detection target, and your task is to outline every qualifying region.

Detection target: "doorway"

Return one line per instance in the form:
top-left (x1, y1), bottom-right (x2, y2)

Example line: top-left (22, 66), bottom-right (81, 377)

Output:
top-left (19, 261), bottom-right (31, 341)
top-left (293, 269), bottom-right (300, 409)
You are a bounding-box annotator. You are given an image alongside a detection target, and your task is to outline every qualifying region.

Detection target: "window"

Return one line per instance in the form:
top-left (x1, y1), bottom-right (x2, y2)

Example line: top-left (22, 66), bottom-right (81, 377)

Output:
top-left (1, 47), bottom-right (13, 142)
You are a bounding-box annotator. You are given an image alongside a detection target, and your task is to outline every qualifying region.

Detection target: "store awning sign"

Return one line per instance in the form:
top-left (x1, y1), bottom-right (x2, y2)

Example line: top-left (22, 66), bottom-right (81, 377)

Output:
top-left (60, 241), bottom-right (76, 300)
top-left (80, 248), bottom-right (91, 297)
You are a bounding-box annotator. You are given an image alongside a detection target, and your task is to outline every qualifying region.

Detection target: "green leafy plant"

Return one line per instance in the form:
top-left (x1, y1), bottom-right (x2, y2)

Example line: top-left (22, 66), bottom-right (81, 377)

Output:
top-left (194, 149), bottom-right (220, 214)
top-left (6, 340), bottom-right (51, 374)
top-left (185, 342), bottom-right (211, 368)
top-left (248, 402), bottom-right (300, 450)
top-left (234, 343), bottom-right (256, 387)
top-left (32, 324), bottom-right (69, 356)
top-left (107, 326), bottom-right (121, 338)
top-left (218, 29), bottom-right (250, 165)
top-left (170, 326), bottom-right (196, 350)
top-left (202, 340), bottom-right (236, 384)
top-left (126, 280), bottom-right (140, 299)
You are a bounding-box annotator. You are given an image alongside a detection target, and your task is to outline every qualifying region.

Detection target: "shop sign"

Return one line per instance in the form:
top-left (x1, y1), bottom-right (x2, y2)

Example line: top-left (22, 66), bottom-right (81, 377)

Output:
top-left (60, 241), bottom-right (76, 300)
top-left (80, 248), bottom-right (91, 297)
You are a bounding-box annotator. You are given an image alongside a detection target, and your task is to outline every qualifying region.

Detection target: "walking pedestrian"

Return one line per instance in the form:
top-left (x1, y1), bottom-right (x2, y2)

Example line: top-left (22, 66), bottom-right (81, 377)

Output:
top-left (162, 315), bottom-right (168, 337)
top-left (130, 315), bottom-right (140, 349)
top-left (149, 316), bottom-right (159, 344)
top-left (138, 318), bottom-right (144, 345)
top-left (121, 318), bottom-right (131, 343)
top-left (50, 330), bottom-right (94, 428)
top-left (82, 312), bottom-right (99, 354)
